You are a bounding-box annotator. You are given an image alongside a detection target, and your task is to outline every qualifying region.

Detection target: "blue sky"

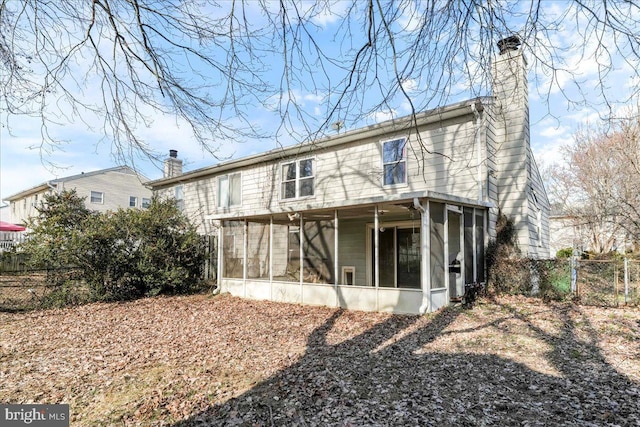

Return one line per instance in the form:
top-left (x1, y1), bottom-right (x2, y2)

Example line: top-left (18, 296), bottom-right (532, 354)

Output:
top-left (1, 1), bottom-right (637, 221)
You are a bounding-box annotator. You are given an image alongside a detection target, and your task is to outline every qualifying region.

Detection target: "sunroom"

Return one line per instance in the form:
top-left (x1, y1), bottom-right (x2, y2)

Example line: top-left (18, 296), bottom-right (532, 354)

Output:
top-left (212, 194), bottom-right (488, 314)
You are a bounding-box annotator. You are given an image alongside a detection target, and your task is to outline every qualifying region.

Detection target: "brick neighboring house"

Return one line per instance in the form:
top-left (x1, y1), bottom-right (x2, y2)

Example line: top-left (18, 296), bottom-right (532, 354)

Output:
top-left (148, 37), bottom-right (550, 314)
top-left (4, 166), bottom-right (152, 226)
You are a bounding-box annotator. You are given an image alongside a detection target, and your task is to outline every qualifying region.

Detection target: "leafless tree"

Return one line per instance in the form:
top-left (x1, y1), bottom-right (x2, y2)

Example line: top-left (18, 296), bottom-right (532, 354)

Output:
top-left (549, 109), bottom-right (640, 253)
top-left (1, 1), bottom-right (639, 166)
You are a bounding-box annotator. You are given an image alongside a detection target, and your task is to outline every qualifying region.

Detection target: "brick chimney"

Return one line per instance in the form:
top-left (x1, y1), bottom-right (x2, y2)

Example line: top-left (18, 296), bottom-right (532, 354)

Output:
top-left (163, 149), bottom-right (183, 178)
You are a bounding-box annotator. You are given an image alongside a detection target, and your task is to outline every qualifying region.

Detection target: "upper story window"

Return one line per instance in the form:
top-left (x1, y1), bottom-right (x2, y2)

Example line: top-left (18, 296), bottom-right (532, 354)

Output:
top-left (90, 191), bottom-right (104, 204)
top-left (281, 158), bottom-right (314, 200)
top-left (129, 196), bottom-right (138, 207)
top-left (382, 138), bottom-right (407, 186)
top-left (141, 198), bottom-right (151, 209)
top-left (218, 172), bottom-right (242, 208)
top-left (175, 185), bottom-right (184, 211)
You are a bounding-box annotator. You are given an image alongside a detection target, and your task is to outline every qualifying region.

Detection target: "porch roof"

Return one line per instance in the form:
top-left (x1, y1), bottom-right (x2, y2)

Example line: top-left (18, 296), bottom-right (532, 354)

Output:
top-left (205, 190), bottom-right (493, 223)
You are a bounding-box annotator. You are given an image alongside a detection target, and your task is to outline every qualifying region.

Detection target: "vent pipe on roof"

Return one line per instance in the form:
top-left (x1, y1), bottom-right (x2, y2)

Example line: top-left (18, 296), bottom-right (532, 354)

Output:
top-left (164, 149), bottom-right (183, 178)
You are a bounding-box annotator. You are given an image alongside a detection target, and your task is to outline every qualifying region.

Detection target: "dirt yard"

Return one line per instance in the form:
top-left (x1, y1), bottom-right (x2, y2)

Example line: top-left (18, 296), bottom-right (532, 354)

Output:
top-left (1, 293), bottom-right (639, 426)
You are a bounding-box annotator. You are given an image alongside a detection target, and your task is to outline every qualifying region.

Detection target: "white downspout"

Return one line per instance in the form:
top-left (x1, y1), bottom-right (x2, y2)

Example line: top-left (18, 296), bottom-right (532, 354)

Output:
top-left (470, 102), bottom-right (483, 202)
top-left (414, 198), bottom-right (430, 314)
top-left (334, 209), bottom-right (339, 308)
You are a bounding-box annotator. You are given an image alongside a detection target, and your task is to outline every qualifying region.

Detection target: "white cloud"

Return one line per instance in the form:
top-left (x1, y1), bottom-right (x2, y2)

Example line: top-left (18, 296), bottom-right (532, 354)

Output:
top-left (539, 125), bottom-right (569, 138)
top-left (309, 1), bottom-right (347, 27)
top-left (367, 109), bottom-right (397, 124)
top-left (401, 79), bottom-right (419, 93)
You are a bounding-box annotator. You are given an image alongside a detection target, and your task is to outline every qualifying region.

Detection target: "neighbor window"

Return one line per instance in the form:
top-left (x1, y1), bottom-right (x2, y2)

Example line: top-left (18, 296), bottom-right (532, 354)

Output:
top-left (90, 191), bottom-right (104, 204)
top-left (141, 198), bottom-right (151, 209)
top-left (129, 196), bottom-right (138, 207)
top-left (218, 172), bottom-right (242, 208)
top-left (382, 138), bottom-right (407, 186)
top-left (281, 158), bottom-right (314, 199)
top-left (175, 185), bottom-right (184, 211)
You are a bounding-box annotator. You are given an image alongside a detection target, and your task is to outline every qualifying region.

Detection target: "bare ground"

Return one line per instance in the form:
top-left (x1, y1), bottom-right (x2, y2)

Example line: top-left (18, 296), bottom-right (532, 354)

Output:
top-left (1, 293), bottom-right (639, 426)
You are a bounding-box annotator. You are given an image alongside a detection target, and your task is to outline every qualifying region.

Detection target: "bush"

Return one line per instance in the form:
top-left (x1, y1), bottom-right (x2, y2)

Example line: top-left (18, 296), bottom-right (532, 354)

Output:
top-left (21, 191), bottom-right (206, 303)
top-left (486, 213), bottom-right (571, 301)
top-left (556, 247), bottom-right (573, 258)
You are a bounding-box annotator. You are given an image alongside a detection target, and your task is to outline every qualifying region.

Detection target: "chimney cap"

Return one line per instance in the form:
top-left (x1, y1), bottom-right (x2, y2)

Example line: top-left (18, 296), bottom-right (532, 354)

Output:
top-left (497, 35), bottom-right (521, 54)
top-left (169, 149), bottom-right (178, 158)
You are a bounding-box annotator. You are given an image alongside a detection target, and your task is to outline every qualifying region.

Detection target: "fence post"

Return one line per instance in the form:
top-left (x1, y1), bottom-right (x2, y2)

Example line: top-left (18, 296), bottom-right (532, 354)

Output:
top-left (571, 250), bottom-right (578, 295)
top-left (614, 263), bottom-right (619, 307)
top-left (624, 257), bottom-right (629, 305)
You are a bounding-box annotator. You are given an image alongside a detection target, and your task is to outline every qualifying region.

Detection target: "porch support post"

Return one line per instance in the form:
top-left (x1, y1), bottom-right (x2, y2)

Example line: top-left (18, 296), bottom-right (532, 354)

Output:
top-left (243, 219), bottom-right (248, 298)
top-left (414, 198), bottom-right (431, 314)
top-left (374, 205), bottom-right (380, 311)
top-left (334, 209), bottom-right (339, 308)
top-left (270, 216), bottom-right (274, 301)
top-left (472, 209), bottom-right (477, 283)
top-left (374, 205), bottom-right (380, 288)
top-left (299, 215), bottom-right (304, 302)
top-left (217, 220), bottom-right (223, 292)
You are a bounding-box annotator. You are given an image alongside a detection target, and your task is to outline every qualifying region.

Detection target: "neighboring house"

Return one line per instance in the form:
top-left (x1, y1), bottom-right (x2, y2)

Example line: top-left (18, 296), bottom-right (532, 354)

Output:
top-left (549, 208), bottom-right (632, 257)
top-left (4, 166), bottom-right (152, 226)
top-left (148, 36), bottom-right (550, 314)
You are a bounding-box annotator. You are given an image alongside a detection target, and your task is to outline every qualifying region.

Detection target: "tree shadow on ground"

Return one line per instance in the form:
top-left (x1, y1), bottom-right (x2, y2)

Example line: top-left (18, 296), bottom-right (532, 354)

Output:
top-left (173, 301), bottom-right (640, 426)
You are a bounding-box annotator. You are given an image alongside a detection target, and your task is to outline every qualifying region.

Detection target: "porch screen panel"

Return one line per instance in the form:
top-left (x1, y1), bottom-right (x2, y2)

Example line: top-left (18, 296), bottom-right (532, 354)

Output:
top-left (430, 202), bottom-right (446, 289)
top-left (464, 208), bottom-right (474, 284)
top-left (376, 228), bottom-right (395, 288)
top-left (475, 211), bottom-right (486, 282)
top-left (286, 226), bottom-right (301, 281)
top-left (271, 224), bottom-right (290, 280)
top-left (222, 220), bottom-right (244, 278)
top-left (302, 220), bottom-right (335, 283)
top-left (247, 222), bottom-right (270, 279)
top-left (397, 228), bottom-right (421, 289)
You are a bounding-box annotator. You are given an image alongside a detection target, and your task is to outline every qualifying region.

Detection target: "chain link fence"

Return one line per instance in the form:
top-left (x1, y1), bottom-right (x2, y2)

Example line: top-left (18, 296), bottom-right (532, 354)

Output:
top-left (566, 258), bottom-right (639, 307)
top-left (488, 256), bottom-right (640, 308)
top-left (0, 269), bottom-right (89, 312)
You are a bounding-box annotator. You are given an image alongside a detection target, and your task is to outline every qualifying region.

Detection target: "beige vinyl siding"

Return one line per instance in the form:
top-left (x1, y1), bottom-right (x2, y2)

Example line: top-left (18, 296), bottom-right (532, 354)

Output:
top-left (156, 176), bottom-right (217, 235)
top-left (66, 170), bottom-right (151, 214)
top-left (490, 49), bottom-right (536, 255)
top-left (337, 219), bottom-right (368, 286)
top-left (9, 189), bottom-right (49, 225)
top-left (204, 116), bottom-right (485, 218)
top-left (526, 146), bottom-right (551, 258)
top-left (8, 169), bottom-right (150, 225)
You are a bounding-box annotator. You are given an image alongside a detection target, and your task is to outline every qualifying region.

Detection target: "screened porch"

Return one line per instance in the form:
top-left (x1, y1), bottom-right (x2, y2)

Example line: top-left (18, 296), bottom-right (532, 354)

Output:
top-left (214, 199), bottom-right (486, 314)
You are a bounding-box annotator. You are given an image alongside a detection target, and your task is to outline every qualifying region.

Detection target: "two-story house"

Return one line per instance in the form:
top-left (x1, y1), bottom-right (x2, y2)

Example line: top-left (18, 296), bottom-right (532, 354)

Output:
top-left (147, 37), bottom-right (550, 314)
top-left (4, 166), bottom-right (152, 226)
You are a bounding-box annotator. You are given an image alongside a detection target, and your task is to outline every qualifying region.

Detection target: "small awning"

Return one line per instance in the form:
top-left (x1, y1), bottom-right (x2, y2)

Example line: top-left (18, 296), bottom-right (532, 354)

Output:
top-left (0, 221), bottom-right (26, 232)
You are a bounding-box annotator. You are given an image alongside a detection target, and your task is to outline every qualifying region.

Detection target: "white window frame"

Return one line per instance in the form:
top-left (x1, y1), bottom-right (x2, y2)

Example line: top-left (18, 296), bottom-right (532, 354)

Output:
top-left (280, 158), bottom-right (315, 200)
top-left (129, 196), bottom-right (138, 207)
top-left (90, 191), bottom-right (104, 204)
top-left (175, 185), bottom-right (184, 211)
top-left (381, 137), bottom-right (408, 187)
top-left (217, 172), bottom-right (242, 208)
top-left (141, 198), bottom-right (151, 209)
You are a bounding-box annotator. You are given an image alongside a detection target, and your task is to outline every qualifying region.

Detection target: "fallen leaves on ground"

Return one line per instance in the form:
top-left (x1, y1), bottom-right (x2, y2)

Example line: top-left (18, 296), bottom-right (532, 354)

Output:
top-left (1, 293), bottom-right (639, 426)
